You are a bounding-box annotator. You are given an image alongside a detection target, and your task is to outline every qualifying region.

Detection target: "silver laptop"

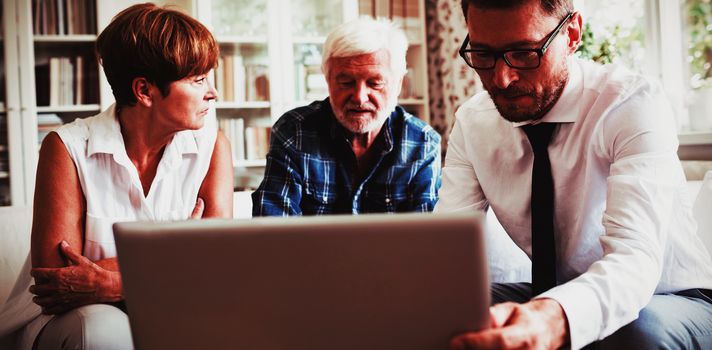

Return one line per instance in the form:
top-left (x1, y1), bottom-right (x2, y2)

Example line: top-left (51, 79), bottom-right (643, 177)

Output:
top-left (113, 212), bottom-right (490, 350)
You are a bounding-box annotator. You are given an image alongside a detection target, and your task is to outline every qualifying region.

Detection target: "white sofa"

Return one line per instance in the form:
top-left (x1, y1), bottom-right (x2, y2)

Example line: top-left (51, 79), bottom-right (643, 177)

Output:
top-left (1, 173), bottom-right (711, 344)
top-left (0, 206), bottom-right (32, 311)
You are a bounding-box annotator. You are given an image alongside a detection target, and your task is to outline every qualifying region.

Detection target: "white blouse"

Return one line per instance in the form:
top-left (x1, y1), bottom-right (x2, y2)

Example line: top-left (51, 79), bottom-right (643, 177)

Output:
top-left (0, 104), bottom-right (218, 349)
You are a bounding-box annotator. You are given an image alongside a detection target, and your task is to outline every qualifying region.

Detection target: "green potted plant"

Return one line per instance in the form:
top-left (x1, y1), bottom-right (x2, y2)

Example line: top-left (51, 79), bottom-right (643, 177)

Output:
top-left (686, 0), bottom-right (712, 130)
top-left (576, 22), bottom-right (644, 65)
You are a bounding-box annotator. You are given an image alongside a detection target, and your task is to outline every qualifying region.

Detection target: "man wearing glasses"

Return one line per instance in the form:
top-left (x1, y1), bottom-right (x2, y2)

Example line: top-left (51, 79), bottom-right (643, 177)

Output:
top-left (437, 0), bottom-right (712, 349)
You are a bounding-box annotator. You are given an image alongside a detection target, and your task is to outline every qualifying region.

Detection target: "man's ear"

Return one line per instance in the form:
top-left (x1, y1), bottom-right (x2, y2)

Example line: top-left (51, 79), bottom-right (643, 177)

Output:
top-left (132, 77), bottom-right (154, 107)
top-left (566, 12), bottom-right (583, 55)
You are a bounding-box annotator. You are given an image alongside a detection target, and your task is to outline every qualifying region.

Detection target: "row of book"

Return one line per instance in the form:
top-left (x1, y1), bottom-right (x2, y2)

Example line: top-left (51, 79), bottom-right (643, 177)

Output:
top-left (33, 114), bottom-right (272, 165)
top-left (218, 118), bottom-right (271, 164)
top-left (33, 0), bottom-right (97, 35)
top-left (213, 55), bottom-right (270, 103)
top-left (35, 55), bottom-right (99, 107)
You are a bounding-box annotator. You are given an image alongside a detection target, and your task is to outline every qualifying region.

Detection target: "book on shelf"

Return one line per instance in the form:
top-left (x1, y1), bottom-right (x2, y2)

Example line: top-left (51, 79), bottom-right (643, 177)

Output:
top-left (48, 57), bottom-right (61, 106)
top-left (222, 55), bottom-right (234, 101)
top-left (215, 56), bottom-right (225, 101)
top-left (36, 55), bottom-right (98, 106)
top-left (246, 65), bottom-right (269, 102)
top-left (244, 126), bottom-right (271, 161)
top-left (32, 0), bottom-right (97, 35)
top-left (74, 56), bottom-right (84, 104)
top-left (57, 0), bottom-right (65, 35)
top-left (52, 57), bottom-right (74, 106)
top-left (244, 126), bottom-right (258, 160)
top-left (57, 57), bottom-right (75, 106)
top-left (215, 55), bottom-right (247, 103)
top-left (233, 56), bottom-right (246, 102)
top-left (218, 117), bottom-right (246, 165)
top-left (65, 0), bottom-right (74, 34)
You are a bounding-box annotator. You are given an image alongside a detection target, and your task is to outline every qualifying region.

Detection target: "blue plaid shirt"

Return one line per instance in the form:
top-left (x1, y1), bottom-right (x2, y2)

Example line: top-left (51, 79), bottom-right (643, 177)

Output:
top-left (252, 99), bottom-right (441, 216)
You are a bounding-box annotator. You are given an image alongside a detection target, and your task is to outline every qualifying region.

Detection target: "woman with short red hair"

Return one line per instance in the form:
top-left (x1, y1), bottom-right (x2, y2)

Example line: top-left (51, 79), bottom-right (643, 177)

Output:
top-left (0, 3), bottom-right (233, 349)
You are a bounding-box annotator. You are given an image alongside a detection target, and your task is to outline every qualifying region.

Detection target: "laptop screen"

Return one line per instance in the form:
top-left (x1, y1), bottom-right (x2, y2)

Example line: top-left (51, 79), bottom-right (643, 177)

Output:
top-left (114, 212), bottom-right (490, 350)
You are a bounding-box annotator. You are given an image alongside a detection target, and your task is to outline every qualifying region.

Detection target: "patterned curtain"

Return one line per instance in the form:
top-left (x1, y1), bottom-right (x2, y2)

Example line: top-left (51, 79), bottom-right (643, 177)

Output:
top-left (425, 0), bottom-right (481, 149)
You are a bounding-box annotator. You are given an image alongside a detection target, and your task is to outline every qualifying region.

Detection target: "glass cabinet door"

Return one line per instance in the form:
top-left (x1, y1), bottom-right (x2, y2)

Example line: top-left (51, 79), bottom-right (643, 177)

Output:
top-left (291, 0), bottom-right (347, 105)
top-left (198, 0), bottom-right (273, 171)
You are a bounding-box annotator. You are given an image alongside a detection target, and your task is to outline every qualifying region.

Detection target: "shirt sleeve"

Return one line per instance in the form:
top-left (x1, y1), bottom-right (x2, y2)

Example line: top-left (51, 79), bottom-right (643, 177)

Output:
top-left (538, 80), bottom-right (685, 349)
top-left (408, 129), bottom-right (442, 212)
top-left (434, 113), bottom-right (489, 213)
top-left (251, 118), bottom-right (304, 217)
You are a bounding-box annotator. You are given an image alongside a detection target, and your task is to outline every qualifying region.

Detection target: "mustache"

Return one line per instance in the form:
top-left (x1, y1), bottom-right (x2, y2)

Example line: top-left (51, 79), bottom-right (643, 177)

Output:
top-left (488, 85), bottom-right (534, 99)
top-left (344, 102), bottom-right (377, 112)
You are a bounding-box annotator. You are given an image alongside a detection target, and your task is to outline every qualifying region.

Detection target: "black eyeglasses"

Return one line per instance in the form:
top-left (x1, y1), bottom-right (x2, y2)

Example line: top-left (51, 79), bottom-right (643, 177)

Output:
top-left (459, 12), bottom-right (574, 70)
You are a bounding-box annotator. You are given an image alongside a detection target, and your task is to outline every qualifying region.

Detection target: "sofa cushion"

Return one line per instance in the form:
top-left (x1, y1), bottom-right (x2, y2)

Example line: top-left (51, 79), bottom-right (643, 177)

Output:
top-left (0, 206), bottom-right (32, 308)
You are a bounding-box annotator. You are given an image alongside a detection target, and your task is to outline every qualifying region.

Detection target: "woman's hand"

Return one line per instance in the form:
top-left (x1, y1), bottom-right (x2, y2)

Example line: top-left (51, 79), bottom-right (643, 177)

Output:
top-left (29, 241), bottom-right (122, 315)
top-left (190, 197), bottom-right (205, 219)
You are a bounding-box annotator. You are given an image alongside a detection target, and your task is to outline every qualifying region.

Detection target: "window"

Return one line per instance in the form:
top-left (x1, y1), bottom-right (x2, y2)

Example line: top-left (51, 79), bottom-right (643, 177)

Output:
top-left (683, 0), bottom-right (712, 133)
top-left (575, 0), bottom-right (712, 142)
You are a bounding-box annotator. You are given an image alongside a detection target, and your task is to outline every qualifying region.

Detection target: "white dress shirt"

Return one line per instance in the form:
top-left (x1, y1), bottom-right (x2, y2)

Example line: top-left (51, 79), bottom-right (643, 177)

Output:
top-left (0, 104), bottom-right (217, 349)
top-left (435, 57), bottom-right (712, 349)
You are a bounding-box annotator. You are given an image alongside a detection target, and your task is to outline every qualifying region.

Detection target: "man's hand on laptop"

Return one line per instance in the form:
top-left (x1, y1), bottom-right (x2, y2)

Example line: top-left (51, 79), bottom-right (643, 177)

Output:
top-left (190, 197), bottom-right (205, 219)
top-left (29, 241), bottom-right (123, 315)
top-left (450, 298), bottom-right (569, 350)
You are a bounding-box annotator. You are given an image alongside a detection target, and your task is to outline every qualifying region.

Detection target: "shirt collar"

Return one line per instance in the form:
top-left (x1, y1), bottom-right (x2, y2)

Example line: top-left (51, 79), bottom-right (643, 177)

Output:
top-left (86, 104), bottom-right (124, 157)
top-left (512, 56), bottom-right (583, 127)
top-left (87, 104), bottom-right (199, 158)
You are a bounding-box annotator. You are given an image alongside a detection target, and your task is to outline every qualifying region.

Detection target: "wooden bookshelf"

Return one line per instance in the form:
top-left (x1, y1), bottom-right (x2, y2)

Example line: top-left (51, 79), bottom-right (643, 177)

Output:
top-left (33, 34), bottom-right (96, 42)
top-left (36, 104), bottom-right (100, 113)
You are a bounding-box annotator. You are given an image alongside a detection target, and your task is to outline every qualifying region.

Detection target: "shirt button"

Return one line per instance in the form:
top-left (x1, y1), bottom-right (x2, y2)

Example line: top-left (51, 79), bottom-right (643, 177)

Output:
top-left (385, 197), bottom-right (391, 204)
top-left (323, 196), bottom-right (328, 202)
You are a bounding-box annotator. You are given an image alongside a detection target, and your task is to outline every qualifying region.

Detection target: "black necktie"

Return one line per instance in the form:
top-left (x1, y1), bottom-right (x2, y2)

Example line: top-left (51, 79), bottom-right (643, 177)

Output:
top-left (523, 123), bottom-right (557, 295)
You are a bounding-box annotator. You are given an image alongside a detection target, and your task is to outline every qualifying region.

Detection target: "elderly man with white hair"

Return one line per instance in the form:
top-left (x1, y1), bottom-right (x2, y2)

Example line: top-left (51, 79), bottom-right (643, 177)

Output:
top-left (252, 17), bottom-right (441, 216)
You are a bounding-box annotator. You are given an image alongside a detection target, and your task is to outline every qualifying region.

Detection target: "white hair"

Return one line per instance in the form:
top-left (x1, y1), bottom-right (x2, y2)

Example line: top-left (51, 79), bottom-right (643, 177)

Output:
top-left (322, 16), bottom-right (408, 78)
